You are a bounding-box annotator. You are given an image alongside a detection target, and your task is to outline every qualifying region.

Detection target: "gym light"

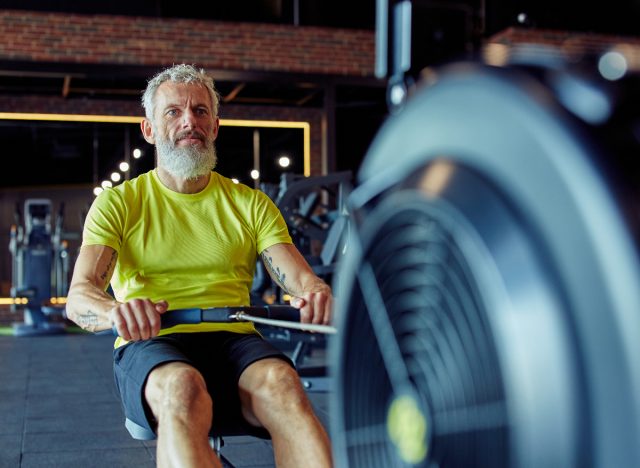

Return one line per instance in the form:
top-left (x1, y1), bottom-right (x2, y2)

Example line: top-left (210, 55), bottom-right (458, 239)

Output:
top-left (101, 180), bottom-right (113, 189)
top-left (93, 187), bottom-right (103, 196)
top-left (599, 51), bottom-right (628, 81)
top-left (111, 172), bottom-right (122, 182)
top-left (278, 156), bottom-right (291, 168)
top-left (133, 148), bottom-right (142, 159)
top-left (250, 169), bottom-right (260, 180)
top-left (231, 178), bottom-right (240, 184)
top-left (0, 297), bottom-right (28, 305)
top-left (119, 161), bottom-right (130, 172)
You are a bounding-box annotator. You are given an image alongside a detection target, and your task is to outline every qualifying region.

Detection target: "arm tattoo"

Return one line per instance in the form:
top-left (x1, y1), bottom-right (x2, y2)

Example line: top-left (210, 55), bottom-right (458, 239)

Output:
top-left (77, 310), bottom-right (100, 329)
top-left (99, 250), bottom-right (117, 281)
top-left (261, 250), bottom-right (290, 293)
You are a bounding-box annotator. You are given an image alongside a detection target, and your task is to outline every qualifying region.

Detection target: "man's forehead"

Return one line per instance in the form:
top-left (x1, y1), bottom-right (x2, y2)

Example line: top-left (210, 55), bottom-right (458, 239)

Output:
top-left (156, 81), bottom-right (210, 105)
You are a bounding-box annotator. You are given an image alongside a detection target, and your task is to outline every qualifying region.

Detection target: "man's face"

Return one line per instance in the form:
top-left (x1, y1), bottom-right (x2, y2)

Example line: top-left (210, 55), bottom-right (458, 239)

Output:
top-left (144, 81), bottom-right (220, 179)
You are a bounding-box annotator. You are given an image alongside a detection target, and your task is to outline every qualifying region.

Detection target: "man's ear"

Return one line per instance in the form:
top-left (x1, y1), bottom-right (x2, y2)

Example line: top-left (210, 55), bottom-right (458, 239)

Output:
top-left (141, 118), bottom-right (155, 144)
top-left (212, 117), bottom-right (220, 140)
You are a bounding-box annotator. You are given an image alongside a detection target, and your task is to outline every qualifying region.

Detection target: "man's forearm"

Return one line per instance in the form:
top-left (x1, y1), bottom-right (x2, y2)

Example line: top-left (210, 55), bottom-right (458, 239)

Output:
top-left (260, 245), bottom-right (331, 297)
top-left (66, 282), bottom-right (118, 332)
top-left (261, 249), bottom-right (292, 293)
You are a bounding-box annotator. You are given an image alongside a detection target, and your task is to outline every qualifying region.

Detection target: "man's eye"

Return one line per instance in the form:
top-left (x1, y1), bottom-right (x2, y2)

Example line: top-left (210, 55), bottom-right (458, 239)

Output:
top-left (166, 109), bottom-right (178, 117)
top-left (196, 108), bottom-right (209, 116)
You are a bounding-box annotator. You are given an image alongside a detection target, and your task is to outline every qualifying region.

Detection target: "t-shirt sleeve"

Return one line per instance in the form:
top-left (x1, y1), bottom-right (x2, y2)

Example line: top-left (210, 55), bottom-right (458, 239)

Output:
top-left (82, 188), bottom-right (125, 252)
top-left (253, 190), bottom-right (292, 253)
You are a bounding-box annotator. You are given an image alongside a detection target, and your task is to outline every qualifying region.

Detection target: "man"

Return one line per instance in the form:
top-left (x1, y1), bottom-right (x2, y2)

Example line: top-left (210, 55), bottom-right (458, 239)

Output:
top-left (66, 63), bottom-right (333, 468)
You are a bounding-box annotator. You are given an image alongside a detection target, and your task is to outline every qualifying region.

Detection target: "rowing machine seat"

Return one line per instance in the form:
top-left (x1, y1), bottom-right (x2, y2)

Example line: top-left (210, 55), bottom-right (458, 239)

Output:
top-left (123, 416), bottom-right (270, 467)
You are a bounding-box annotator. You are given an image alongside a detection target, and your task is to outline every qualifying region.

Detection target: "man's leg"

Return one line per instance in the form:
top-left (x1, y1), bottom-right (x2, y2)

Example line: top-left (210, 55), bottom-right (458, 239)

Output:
top-left (238, 358), bottom-right (333, 468)
top-left (145, 361), bottom-right (220, 468)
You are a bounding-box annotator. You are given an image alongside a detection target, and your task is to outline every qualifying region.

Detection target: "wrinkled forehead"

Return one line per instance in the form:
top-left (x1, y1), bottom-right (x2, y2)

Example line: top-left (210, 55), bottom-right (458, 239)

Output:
top-left (154, 81), bottom-right (213, 112)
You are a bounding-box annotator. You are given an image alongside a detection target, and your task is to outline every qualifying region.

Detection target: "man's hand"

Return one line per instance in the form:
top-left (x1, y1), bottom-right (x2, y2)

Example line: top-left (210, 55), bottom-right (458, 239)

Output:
top-left (109, 298), bottom-right (169, 341)
top-left (291, 285), bottom-right (333, 326)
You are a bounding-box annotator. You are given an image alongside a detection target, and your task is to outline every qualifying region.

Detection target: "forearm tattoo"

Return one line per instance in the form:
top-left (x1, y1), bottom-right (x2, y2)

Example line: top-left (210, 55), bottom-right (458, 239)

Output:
top-left (99, 250), bottom-right (117, 281)
top-left (77, 310), bottom-right (100, 329)
top-left (261, 250), bottom-right (290, 293)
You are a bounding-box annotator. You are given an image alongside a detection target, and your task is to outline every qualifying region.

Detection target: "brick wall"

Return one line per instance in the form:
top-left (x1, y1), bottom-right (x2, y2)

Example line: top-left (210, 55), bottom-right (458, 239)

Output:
top-left (0, 9), bottom-right (375, 76)
top-left (486, 27), bottom-right (640, 64)
top-left (0, 9), bottom-right (366, 180)
top-left (0, 307), bottom-right (13, 327)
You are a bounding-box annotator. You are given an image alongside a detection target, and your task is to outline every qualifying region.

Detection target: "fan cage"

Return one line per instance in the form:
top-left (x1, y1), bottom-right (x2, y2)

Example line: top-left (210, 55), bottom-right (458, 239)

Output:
top-left (340, 195), bottom-right (509, 467)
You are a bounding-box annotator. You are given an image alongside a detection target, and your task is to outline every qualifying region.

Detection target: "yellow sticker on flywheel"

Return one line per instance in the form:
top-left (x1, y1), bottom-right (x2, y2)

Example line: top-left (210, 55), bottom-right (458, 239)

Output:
top-left (387, 394), bottom-right (428, 464)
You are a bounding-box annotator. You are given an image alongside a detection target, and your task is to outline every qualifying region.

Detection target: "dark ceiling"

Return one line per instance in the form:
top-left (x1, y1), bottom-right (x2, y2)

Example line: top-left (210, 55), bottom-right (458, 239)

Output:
top-left (3, 0), bottom-right (639, 37)
top-left (1, 0), bottom-right (639, 188)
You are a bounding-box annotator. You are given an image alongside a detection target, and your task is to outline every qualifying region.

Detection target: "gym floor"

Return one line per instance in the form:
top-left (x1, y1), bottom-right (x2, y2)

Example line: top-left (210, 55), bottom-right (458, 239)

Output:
top-left (0, 331), bottom-right (331, 468)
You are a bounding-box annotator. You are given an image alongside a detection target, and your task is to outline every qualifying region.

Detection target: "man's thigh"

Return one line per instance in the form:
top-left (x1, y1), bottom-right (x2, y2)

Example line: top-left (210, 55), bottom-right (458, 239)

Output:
top-left (115, 332), bottom-right (293, 431)
top-left (114, 332), bottom-right (293, 431)
top-left (113, 335), bottom-right (193, 430)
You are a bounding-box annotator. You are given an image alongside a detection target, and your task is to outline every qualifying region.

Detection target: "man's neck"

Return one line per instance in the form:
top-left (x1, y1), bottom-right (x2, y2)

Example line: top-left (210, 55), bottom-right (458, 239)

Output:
top-left (156, 167), bottom-right (211, 194)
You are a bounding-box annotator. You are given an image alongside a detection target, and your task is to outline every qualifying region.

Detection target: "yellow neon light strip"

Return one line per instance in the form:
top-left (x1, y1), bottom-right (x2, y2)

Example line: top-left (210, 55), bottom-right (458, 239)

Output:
top-left (0, 112), bottom-right (141, 123)
top-left (0, 297), bottom-right (67, 305)
top-left (0, 297), bottom-right (28, 305)
top-left (0, 113), bottom-right (311, 176)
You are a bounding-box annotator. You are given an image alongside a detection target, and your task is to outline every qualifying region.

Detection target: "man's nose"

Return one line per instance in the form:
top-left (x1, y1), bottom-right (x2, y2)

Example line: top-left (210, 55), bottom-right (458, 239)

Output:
top-left (181, 109), bottom-right (197, 128)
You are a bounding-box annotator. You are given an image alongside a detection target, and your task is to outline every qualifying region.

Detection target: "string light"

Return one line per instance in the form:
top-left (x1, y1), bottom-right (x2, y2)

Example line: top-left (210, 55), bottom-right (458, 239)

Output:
top-left (94, 148), bottom-right (144, 196)
top-left (278, 156), bottom-right (291, 168)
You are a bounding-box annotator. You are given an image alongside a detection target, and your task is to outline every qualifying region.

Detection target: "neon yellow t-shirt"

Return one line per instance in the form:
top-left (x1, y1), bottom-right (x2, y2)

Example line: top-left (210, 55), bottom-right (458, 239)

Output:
top-left (82, 170), bottom-right (292, 346)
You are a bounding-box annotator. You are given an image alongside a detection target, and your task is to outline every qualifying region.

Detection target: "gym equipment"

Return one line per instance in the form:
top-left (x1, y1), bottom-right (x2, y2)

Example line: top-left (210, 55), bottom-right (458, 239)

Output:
top-left (330, 56), bottom-right (640, 467)
top-left (251, 172), bottom-right (352, 392)
top-left (105, 305), bottom-right (335, 467)
top-left (9, 199), bottom-right (68, 336)
top-left (123, 416), bottom-right (269, 468)
top-left (106, 304), bottom-right (336, 336)
top-left (258, 171), bottom-right (352, 290)
top-left (253, 172), bottom-right (352, 305)
top-left (330, 2), bottom-right (640, 464)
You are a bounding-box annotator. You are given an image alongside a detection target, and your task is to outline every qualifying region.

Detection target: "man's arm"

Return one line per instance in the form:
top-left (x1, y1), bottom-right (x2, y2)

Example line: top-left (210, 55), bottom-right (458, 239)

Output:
top-left (66, 244), bottom-right (167, 340)
top-left (260, 243), bottom-right (333, 325)
top-left (66, 244), bottom-right (119, 332)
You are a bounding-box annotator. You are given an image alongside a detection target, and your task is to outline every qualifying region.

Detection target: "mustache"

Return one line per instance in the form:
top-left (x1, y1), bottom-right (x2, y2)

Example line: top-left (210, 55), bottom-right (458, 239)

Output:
top-left (175, 130), bottom-right (206, 143)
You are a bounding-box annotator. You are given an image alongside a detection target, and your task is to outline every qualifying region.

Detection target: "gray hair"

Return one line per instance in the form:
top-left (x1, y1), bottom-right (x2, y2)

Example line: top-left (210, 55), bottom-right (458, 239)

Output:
top-left (141, 64), bottom-right (220, 120)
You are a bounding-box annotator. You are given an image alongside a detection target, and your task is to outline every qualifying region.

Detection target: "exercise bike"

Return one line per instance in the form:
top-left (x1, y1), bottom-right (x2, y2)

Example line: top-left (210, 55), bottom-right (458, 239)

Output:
top-left (9, 199), bottom-right (68, 336)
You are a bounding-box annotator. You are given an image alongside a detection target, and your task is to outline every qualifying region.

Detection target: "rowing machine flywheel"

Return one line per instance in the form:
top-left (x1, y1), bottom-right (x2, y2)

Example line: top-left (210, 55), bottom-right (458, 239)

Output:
top-left (331, 59), bottom-right (640, 467)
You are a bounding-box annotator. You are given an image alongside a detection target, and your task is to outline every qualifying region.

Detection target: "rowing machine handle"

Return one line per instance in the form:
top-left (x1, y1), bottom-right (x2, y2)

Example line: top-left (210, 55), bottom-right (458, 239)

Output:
top-left (99, 304), bottom-right (300, 336)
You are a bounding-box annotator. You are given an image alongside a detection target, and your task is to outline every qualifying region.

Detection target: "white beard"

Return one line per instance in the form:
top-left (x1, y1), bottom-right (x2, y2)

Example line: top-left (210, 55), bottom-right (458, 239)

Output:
top-left (156, 134), bottom-right (217, 180)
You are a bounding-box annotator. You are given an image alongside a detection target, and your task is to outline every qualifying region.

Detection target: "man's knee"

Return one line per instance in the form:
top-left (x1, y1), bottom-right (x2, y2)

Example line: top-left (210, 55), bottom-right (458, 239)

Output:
top-left (243, 359), bottom-right (308, 411)
top-left (145, 362), bottom-right (212, 421)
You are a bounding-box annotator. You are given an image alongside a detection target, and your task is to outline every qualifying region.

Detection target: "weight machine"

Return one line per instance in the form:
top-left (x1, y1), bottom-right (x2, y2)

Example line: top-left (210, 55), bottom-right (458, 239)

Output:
top-left (9, 198), bottom-right (69, 336)
top-left (252, 171), bottom-right (353, 305)
top-left (250, 171), bottom-right (353, 392)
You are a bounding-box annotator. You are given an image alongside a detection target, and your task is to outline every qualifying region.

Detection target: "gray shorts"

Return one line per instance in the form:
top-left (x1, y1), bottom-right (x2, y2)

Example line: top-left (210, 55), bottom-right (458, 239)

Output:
top-left (113, 331), bottom-right (293, 436)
